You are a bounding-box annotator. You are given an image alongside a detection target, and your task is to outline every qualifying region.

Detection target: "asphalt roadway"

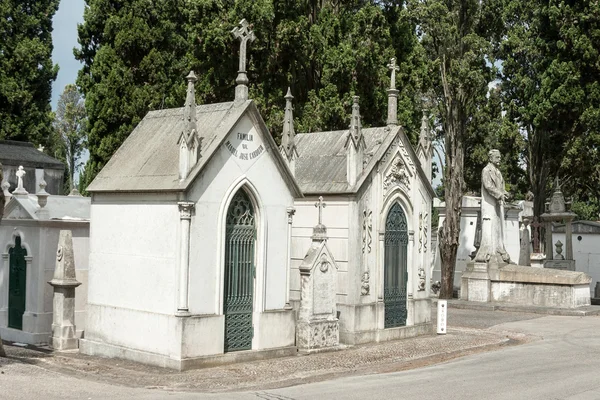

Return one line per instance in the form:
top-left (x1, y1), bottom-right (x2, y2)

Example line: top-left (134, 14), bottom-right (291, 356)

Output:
top-left (1, 308), bottom-right (599, 400)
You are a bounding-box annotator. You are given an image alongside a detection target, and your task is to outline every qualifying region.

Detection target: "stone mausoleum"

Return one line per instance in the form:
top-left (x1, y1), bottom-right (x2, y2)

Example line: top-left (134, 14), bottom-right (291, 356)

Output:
top-left (0, 169), bottom-right (90, 345)
top-left (81, 20), bottom-right (434, 369)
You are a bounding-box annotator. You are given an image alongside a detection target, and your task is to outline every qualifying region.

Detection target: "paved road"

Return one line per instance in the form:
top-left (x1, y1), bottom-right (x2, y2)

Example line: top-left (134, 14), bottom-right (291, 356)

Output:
top-left (238, 316), bottom-right (600, 400)
top-left (1, 314), bottom-right (599, 400)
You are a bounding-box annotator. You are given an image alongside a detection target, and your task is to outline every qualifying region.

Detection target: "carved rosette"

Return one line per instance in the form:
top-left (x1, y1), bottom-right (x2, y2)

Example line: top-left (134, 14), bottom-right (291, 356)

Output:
top-left (383, 154), bottom-right (410, 193)
top-left (319, 253), bottom-right (330, 273)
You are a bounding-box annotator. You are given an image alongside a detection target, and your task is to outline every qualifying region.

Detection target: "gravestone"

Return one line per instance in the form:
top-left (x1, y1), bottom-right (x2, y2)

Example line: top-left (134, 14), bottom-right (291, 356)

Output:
top-left (48, 230), bottom-right (81, 350)
top-left (296, 197), bottom-right (340, 352)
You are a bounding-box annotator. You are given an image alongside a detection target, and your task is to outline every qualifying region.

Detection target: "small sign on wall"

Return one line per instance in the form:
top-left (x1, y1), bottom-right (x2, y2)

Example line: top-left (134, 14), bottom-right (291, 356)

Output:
top-left (437, 300), bottom-right (447, 335)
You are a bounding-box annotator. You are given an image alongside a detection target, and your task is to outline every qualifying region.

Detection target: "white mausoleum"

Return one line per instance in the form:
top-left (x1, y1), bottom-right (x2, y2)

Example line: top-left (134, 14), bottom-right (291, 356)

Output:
top-left (0, 186), bottom-right (90, 345)
top-left (81, 22), bottom-right (435, 369)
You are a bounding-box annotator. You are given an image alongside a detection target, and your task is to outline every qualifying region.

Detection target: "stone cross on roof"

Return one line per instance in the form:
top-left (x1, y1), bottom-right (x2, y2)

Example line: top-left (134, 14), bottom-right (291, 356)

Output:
top-left (387, 57), bottom-right (399, 90)
top-left (312, 196), bottom-right (328, 241)
top-left (315, 196), bottom-right (326, 225)
top-left (232, 18), bottom-right (256, 101)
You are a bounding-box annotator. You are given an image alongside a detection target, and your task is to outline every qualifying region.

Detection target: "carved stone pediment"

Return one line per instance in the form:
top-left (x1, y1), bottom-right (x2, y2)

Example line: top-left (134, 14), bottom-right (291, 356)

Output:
top-left (383, 153), bottom-right (410, 193)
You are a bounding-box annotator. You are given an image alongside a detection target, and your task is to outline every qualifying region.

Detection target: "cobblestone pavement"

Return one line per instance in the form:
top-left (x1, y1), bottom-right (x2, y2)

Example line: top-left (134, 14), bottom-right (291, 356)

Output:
top-left (0, 307), bottom-right (543, 394)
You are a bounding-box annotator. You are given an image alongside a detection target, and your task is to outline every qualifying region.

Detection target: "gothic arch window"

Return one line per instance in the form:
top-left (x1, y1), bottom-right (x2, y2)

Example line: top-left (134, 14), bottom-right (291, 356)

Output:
top-left (383, 202), bottom-right (408, 328)
top-left (223, 189), bottom-right (256, 351)
top-left (8, 236), bottom-right (27, 330)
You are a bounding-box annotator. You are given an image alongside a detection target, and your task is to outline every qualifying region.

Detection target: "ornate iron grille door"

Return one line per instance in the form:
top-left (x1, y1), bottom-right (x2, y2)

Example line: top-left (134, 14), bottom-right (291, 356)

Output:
top-left (384, 203), bottom-right (408, 328)
top-left (223, 190), bottom-right (256, 352)
top-left (8, 236), bottom-right (27, 330)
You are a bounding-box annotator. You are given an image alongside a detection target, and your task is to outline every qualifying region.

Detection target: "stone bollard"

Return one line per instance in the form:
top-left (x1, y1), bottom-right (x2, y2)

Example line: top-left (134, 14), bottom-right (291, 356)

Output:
top-left (48, 230), bottom-right (81, 350)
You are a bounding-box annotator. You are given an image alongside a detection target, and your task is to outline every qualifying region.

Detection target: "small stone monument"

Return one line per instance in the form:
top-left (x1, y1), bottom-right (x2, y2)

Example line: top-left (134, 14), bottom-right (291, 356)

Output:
top-left (518, 218), bottom-right (532, 266)
top-left (541, 178), bottom-right (576, 271)
top-left (296, 196), bottom-right (340, 353)
top-left (48, 230), bottom-right (81, 350)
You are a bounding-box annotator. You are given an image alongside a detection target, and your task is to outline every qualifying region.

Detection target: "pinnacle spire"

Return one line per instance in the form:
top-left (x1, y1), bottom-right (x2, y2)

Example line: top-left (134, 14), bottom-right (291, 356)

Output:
top-left (347, 96), bottom-right (364, 149)
top-left (280, 87), bottom-right (298, 161)
top-left (345, 96), bottom-right (365, 187)
top-left (179, 71), bottom-right (201, 180)
top-left (184, 71), bottom-right (198, 139)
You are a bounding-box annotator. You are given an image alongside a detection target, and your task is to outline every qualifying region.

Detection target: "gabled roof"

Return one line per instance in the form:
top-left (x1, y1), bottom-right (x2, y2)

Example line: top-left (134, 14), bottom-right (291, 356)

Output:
top-left (295, 126), bottom-right (435, 197)
top-left (0, 140), bottom-right (64, 169)
top-left (4, 195), bottom-right (90, 221)
top-left (87, 101), bottom-right (302, 197)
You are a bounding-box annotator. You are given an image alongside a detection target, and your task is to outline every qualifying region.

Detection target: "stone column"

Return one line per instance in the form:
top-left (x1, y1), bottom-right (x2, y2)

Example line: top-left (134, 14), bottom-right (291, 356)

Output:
top-left (284, 207), bottom-right (295, 309)
top-left (387, 89), bottom-right (399, 126)
top-left (565, 219), bottom-right (574, 260)
top-left (545, 222), bottom-right (554, 260)
top-left (48, 230), bottom-right (81, 350)
top-left (176, 202), bottom-right (194, 315)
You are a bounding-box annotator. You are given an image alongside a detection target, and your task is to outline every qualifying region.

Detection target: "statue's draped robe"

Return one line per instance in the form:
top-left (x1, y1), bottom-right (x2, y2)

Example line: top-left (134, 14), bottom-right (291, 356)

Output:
top-left (475, 163), bottom-right (510, 263)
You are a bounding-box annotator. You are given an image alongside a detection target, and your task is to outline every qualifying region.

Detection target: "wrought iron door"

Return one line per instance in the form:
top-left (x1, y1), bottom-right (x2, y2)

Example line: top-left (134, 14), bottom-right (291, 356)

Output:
top-left (384, 203), bottom-right (408, 328)
top-left (8, 236), bottom-right (27, 330)
top-left (223, 190), bottom-right (256, 352)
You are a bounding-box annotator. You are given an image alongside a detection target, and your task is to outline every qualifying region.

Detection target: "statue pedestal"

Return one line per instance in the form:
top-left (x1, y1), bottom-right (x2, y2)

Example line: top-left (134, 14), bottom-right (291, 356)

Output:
top-left (461, 262), bottom-right (591, 308)
top-left (461, 262), bottom-right (491, 302)
top-left (530, 253), bottom-right (545, 268)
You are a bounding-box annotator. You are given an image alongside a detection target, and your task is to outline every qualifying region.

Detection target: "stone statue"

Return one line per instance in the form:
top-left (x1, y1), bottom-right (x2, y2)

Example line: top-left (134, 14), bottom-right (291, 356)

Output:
top-left (474, 149), bottom-right (511, 264)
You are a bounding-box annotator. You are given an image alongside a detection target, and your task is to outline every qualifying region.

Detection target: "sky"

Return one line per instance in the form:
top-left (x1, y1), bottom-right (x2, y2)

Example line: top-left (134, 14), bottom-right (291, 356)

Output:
top-left (51, 0), bottom-right (85, 110)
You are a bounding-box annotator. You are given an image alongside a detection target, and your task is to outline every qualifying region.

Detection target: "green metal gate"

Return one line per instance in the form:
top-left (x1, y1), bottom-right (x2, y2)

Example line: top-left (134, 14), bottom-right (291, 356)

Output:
top-left (8, 236), bottom-right (27, 330)
top-left (223, 190), bottom-right (255, 352)
top-left (384, 203), bottom-right (408, 328)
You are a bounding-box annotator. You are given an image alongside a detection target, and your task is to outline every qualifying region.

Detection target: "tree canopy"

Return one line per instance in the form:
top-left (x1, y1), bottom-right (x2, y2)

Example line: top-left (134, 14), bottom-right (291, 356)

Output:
top-left (0, 0), bottom-right (59, 146)
top-left (53, 84), bottom-right (88, 194)
top-left (76, 0), bottom-right (427, 188)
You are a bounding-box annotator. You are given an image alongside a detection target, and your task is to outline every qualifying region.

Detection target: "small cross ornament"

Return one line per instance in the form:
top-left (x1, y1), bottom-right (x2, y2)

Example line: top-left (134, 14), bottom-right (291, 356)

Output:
top-left (315, 196), bottom-right (326, 225)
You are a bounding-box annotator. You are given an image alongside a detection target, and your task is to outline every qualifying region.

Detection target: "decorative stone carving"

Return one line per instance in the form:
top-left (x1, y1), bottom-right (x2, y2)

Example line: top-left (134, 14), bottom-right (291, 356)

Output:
top-left (362, 208), bottom-right (372, 253)
top-left (418, 211), bottom-right (428, 253)
top-left (383, 154), bottom-right (410, 193)
top-left (1, 179), bottom-right (11, 200)
top-left (361, 271), bottom-right (370, 296)
top-left (418, 267), bottom-right (426, 291)
top-left (232, 19), bottom-right (256, 101)
top-left (555, 240), bottom-right (565, 260)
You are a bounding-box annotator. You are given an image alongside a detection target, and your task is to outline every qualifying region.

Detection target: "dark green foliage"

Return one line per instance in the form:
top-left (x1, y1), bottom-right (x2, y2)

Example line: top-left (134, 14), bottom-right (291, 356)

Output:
top-left (0, 0), bottom-right (59, 146)
top-left (76, 0), bottom-right (427, 188)
top-left (464, 87), bottom-right (527, 198)
top-left (498, 0), bottom-right (600, 219)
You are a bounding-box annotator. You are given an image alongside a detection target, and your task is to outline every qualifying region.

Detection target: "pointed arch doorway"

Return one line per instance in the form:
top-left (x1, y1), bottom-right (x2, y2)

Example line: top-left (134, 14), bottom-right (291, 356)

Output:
top-left (223, 189), bottom-right (256, 352)
top-left (384, 202), bottom-right (408, 328)
top-left (8, 236), bottom-right (27, 330)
